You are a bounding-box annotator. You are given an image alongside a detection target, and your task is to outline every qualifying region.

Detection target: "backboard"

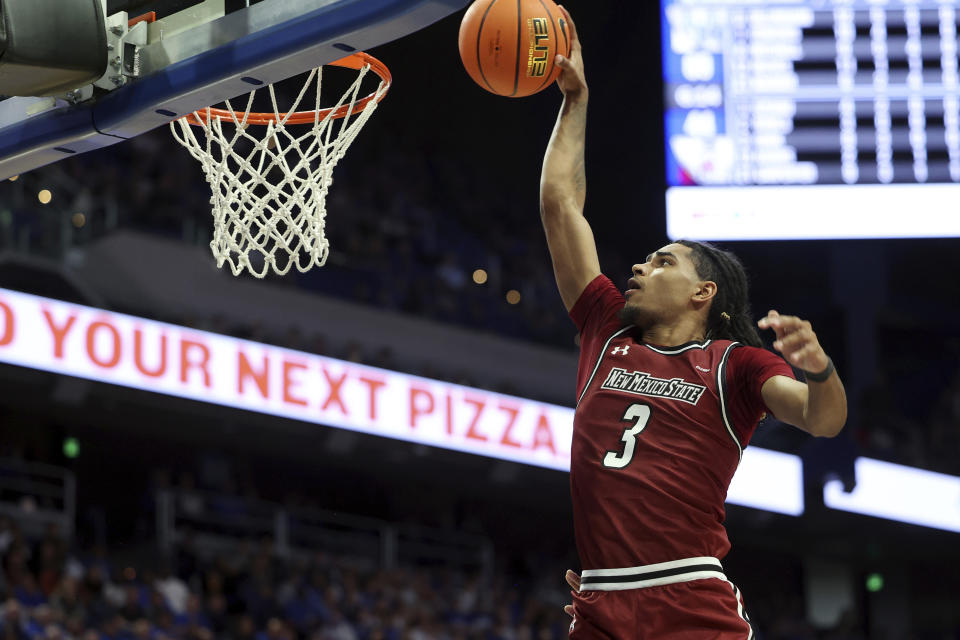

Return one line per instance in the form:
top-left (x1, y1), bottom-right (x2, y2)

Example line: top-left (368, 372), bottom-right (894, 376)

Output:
top-left (0, 0), bottom-right (470, 180)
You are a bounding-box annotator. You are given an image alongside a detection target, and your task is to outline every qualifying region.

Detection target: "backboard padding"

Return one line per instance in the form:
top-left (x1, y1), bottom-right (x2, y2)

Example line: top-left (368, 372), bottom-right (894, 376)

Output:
top-left (0, 0), bottom-right (469, 180)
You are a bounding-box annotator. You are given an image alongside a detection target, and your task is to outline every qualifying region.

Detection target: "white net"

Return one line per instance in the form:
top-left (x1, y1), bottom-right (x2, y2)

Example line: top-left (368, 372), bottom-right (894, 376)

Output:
top-left (170, 62), bottom-right (388, 277)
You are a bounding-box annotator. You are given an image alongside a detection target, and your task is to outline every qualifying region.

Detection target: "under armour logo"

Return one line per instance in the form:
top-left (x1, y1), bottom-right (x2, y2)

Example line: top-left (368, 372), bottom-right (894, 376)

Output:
top-left (611, 345), bottom-right (630, 356)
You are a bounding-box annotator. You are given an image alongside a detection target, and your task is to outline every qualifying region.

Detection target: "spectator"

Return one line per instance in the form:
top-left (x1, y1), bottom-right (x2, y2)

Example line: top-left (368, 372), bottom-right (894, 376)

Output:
top-left (13, 575), bottom-right (45, 608)
top-left (0, 599), bottom-right (29, 640)
top-left (174, 593), bottom-right (211, 633)
top-left (154, 562), bottom-right (188, 616)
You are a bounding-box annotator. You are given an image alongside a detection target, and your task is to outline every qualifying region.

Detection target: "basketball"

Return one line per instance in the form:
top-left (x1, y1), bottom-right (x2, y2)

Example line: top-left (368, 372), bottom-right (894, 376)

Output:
top-left (458, 0), bottom-right (571, 98)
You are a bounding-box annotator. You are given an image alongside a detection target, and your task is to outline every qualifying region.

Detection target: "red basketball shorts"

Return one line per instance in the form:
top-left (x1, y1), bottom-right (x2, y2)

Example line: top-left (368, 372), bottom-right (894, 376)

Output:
top-left (568, 556), bottom-right (755, 640)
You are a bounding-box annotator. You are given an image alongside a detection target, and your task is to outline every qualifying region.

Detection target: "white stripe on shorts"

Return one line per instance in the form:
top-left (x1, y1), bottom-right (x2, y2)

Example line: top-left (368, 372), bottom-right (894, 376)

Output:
top-left (579, 556), bottom-right (726, 592)
top-left (727, 581), bottom-right (755, 640)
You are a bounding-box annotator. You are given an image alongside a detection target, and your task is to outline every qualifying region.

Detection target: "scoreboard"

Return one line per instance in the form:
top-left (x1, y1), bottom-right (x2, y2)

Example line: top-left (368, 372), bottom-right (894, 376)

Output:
top-left (662, 0), bottom-right (960, 240)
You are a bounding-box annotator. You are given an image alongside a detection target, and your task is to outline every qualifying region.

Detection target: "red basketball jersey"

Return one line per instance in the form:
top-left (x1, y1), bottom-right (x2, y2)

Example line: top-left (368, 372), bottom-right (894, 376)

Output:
top-left (569, 275), bottom-right (794, 570)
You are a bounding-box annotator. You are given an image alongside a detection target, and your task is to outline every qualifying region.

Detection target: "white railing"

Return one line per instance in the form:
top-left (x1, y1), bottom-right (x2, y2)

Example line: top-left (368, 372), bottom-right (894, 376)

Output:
top-left (0, 457), bottom-right (75, 540)
top-left (156, 489), bottom-right (493, 574)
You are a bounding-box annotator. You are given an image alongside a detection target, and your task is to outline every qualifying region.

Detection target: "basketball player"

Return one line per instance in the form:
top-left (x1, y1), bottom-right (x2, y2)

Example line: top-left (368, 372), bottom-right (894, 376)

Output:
top-left (542, 8), bottom-right (848, 638)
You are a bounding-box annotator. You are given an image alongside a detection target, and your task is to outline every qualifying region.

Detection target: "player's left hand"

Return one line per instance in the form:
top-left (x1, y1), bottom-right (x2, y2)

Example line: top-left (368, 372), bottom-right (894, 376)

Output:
top-left (757, 310), bottom-right (829, 373)
top-left (563, 569), bottom-right (580, 618)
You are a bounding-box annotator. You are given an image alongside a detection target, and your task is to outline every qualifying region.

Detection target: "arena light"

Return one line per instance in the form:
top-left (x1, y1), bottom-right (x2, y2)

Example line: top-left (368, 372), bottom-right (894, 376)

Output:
top-left (62, 437), bottom-right (80, 459)
top-left (824, 457), bottom-right (960, 533)
top-left (0, 287), bottom-right (804, 515)
top-left (866, 573), bottom-right (884, 593)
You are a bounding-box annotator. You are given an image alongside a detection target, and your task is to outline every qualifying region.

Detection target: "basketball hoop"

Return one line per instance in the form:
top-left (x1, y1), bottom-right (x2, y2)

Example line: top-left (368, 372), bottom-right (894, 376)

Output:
top-left (170, 52), bottom-right (391, 278)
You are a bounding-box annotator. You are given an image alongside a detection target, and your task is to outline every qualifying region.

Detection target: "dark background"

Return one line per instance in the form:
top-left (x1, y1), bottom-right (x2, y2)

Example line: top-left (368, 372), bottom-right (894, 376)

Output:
top-left (1, 1), bottom-right (959, 638)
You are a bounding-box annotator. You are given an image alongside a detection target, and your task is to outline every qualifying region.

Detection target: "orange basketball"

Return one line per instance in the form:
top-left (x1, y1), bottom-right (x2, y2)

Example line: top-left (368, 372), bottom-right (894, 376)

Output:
top-left (458, 0), bottom-right (571, 98)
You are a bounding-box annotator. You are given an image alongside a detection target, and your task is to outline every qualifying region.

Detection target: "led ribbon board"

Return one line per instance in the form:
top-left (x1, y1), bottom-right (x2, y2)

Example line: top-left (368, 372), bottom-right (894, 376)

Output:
top-left (0, 288), bottom-right (802, 514)
top-left (824, 457), bottom-right (960, 533)
top-left (729, 447), bottom-right (803, 516)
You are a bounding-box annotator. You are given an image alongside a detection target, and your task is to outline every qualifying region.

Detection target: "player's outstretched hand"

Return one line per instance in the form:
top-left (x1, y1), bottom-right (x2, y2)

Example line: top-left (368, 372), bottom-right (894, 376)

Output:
top-left (555, 6), bottom-right (587, 99)
top-left (758, 310), bottom-right (830, 374)
top-left (563, 569), bottom-right (581, 618)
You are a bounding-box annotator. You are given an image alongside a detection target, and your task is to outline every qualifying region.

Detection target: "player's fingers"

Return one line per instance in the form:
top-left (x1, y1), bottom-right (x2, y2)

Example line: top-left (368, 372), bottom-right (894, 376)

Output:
top-left (789, 342), bottom-right (817, 365)
top-left (757, 309), bottom-right (781, 330)
top-left (759, 319), bottom-right (788, 341)
top-left (765, 316), bottom-right (809, 340)
top-left (555, 55), bottom-right (580, 71)
top-left (565, 569), bottom-right (581, 590)
top-left (774, 315), bottom-right (809, 331)
top-left (564, 604), bottom-right (575, 618)
top-left (557, 6), bottom-right (580, 46)
top-left (767, 315), bottom-right (794, 329)
top-left (775, 328), bottom-right (814, 352)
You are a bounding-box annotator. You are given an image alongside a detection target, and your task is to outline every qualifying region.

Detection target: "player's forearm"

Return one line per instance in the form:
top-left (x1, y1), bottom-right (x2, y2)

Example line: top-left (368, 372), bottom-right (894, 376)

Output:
top-left (540, 93), bottom-right (589, 215)
top-left (802, 371), bottom-right (847, 437)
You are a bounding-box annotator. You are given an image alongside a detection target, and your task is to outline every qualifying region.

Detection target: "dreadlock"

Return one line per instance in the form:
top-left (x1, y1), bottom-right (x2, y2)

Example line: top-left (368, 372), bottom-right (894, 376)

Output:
top-left (677, 240), bottom-right (763, 348)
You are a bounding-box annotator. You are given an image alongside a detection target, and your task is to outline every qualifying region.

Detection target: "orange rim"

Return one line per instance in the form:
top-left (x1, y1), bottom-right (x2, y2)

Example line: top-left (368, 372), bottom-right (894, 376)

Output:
top-left (183, 52), bottom-right (391, 127)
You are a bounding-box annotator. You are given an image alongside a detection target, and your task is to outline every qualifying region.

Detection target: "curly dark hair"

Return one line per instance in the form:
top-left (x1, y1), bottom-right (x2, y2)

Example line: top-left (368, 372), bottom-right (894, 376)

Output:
top-left (677, 240), bottom-right (763, 348)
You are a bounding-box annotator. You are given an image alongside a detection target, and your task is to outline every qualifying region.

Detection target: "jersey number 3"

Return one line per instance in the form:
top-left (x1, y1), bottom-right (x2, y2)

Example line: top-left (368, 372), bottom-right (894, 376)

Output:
top-left (602, 403), bottom-right (652, 469)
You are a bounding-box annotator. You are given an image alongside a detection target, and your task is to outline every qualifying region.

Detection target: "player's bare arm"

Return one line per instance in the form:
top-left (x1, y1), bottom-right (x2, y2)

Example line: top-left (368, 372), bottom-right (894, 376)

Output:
top-left (758, 310), bottom-right (848, 437)
top-left (540, 6), bottom-right (601, 311)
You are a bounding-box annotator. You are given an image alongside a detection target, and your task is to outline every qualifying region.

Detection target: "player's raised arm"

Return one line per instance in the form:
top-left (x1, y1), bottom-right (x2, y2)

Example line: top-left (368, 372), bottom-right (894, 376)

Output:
top-left (540, 7), bottom-right (601, 312)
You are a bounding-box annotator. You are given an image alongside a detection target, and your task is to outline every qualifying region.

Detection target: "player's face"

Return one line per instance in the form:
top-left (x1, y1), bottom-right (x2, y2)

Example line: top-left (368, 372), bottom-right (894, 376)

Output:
top-left (620, 243), bottom-right (707, 328)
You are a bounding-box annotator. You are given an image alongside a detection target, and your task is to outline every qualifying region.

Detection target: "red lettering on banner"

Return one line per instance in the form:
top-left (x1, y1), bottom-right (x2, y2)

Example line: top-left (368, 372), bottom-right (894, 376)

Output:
top-left (322, 367), bottom-right (348, 414)
top-left (238, 351), bottom-right (269, 398)
top-left (409, 387), bottom-right (434, 428)
top-left (283, 360), bottom-right (308, 407)
top-left (133, 328), bottom-right (167, 377)
top-left (0, 300), bottom-right (13, 346)
top-left (86, 320), bottom-right (121, 368)
top-left (358, 376), bottom-right (386, 421)
top-left (498, 404), bottom-right (522, 448)
top-left (445, 394), bottom-right (453, 435)
top-left (180, 339), bottom-right (211, 387)
top-left (464, 397), bottom-right (487, 442)
top-left (42, 309), bottom-right (76, 359)
top-left (532, 412), bottom-right (557, 454)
